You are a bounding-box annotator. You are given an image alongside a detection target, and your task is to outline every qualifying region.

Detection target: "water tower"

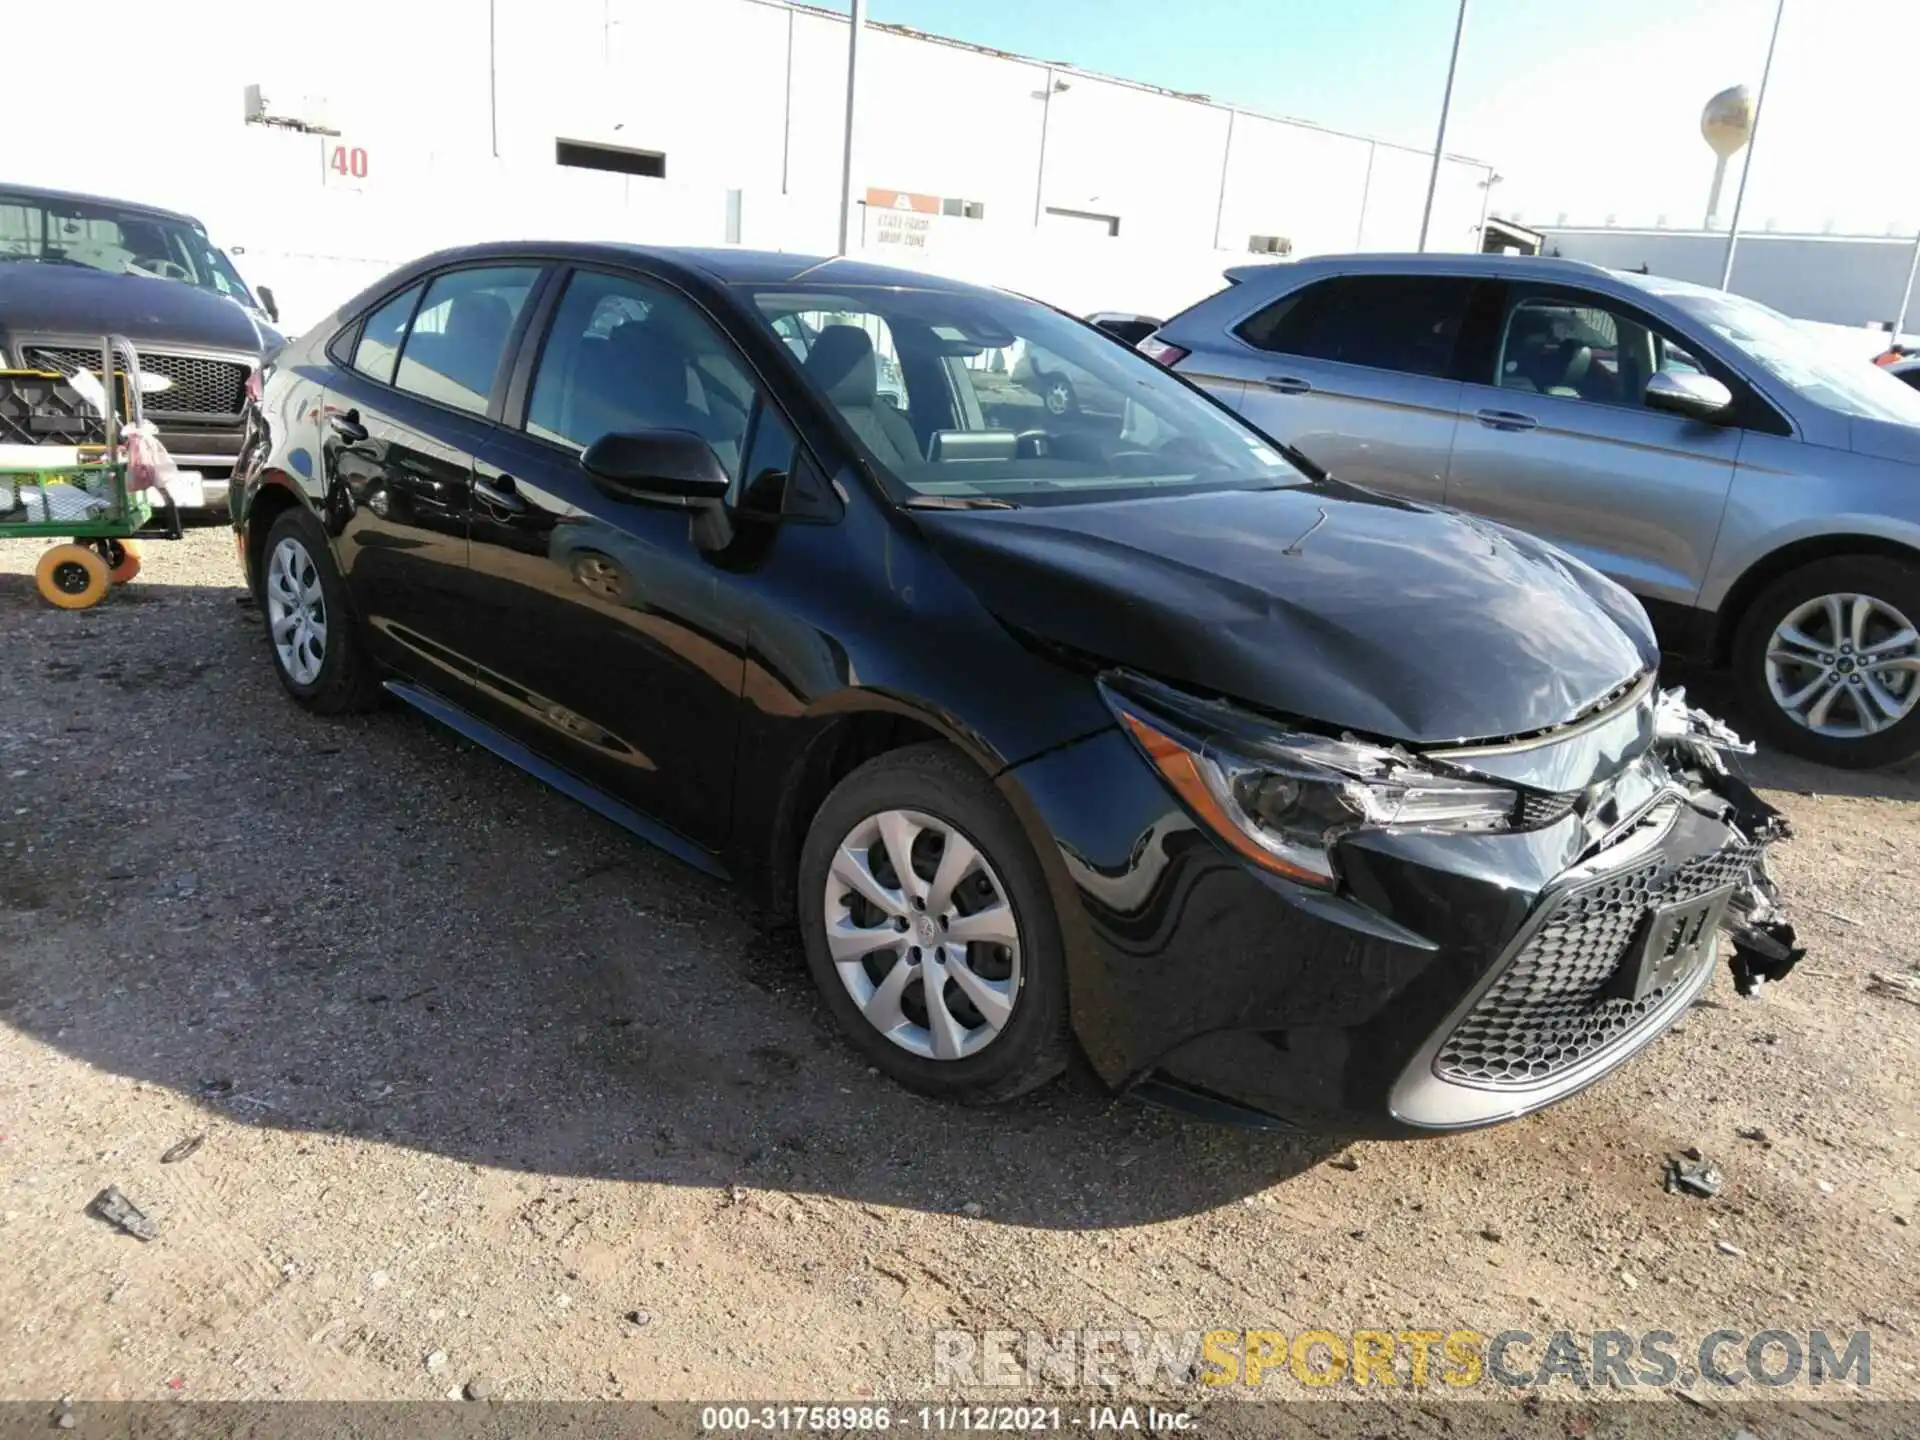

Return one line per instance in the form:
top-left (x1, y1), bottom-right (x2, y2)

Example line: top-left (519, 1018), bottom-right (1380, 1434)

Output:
top-left (1702, 85), bottom-right (1754, 230)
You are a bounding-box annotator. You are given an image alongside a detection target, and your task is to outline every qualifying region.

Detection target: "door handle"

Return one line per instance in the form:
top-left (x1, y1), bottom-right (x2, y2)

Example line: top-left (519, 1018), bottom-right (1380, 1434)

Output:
top-left (473, 473), bottom-right (526, 513)
top-left (325, 408), bottom-right (368, 444)
top-left (1264, 375), bottom-right (1313, 395)
top-left (1475, 408), bottom-right (1538, 432)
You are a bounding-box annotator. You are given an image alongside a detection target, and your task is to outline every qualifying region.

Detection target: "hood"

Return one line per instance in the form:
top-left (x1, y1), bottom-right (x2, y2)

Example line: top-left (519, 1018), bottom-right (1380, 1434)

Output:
top-left (1850, 416), bottom-right (1920, 466)
top-left (0, 264), bottom-right (267, 356)
top-left (913, 483), bottom-right (1658, 746)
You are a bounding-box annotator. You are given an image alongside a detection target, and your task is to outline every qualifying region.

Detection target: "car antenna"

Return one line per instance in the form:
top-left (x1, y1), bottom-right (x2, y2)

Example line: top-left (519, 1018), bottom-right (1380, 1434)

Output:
top-left (1283, 506), bottom-right (1329, 556)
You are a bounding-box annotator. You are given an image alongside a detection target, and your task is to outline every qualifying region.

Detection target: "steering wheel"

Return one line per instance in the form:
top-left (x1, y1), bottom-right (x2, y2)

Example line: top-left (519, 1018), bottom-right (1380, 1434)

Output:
top-left (127, 258), bottom-right (192, 282)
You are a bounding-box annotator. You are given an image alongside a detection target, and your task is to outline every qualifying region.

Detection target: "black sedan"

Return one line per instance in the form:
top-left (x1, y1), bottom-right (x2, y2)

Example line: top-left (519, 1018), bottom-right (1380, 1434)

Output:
top-left (230, 242), bottom-right (1798, 1134)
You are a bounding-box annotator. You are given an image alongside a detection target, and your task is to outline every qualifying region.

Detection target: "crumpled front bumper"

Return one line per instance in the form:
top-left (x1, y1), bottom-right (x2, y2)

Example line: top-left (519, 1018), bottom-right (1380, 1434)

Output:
top-left (1001, 687), bottom-right (1798, 1136)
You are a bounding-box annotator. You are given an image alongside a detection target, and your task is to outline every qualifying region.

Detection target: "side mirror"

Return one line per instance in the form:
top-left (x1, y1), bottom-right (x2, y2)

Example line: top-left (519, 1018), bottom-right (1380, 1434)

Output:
top-left (257, 285), bottom-right (280, 323)
top-left (580, 429), bottom-right (731, 507)
top-left (1644, 369), bottom-right (1732, 420)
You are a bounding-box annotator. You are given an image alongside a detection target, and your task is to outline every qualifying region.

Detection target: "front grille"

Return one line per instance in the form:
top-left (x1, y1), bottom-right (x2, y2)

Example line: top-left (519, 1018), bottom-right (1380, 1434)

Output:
top-left (23, 346), bottom-right (248, 419)
top-left (1516, 791), bottom-right (1579, 829)
top-left (1434, 838), bottom-right (1759, 1089)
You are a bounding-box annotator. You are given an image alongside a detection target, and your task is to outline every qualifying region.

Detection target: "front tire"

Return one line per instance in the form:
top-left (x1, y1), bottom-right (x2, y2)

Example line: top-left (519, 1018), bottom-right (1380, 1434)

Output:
top-left (1733, 554), bottom-right (1920, 768)
top-left (797, 743), bottom-right (1069, 1104)
top-left (259, 507), bottom-right (381, 714)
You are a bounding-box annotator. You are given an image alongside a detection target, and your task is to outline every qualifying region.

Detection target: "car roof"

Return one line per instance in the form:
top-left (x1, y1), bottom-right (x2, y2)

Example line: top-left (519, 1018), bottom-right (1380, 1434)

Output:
top-left (1220, 251), bottom-right (1717, 298)
top-left (409, 239), bottom-right (1009, 298)
top-left (0, 180), bottom-right (205, 229)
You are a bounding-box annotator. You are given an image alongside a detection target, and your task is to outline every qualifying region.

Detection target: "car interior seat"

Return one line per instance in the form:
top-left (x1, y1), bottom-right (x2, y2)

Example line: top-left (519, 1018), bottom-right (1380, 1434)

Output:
top-left (803, 325), bottom-right (923, 468)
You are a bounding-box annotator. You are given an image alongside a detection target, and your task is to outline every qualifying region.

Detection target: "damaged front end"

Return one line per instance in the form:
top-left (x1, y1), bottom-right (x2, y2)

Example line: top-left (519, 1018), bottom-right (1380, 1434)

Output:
top-left (1652, 689), bottom-right (1803, 998)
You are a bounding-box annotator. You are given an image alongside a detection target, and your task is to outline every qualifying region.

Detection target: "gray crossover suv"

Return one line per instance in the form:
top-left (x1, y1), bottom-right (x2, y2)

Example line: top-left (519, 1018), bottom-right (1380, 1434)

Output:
top-left (1146, 255), bottom-right (1920, 767)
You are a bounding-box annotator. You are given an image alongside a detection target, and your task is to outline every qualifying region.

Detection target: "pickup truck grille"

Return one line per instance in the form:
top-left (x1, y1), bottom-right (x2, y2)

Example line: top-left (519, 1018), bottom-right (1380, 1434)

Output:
top-left (22, 346), bottom-right (248, 419)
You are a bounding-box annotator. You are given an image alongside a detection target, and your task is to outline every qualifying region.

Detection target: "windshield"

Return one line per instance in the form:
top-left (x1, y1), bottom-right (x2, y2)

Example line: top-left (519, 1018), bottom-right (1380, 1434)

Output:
top-left (1670, 287), bottom-right (1920, 424)
top-left (744, 282), bottom-right (1305, 503)
top-left (0, 191), bottom-right (257, 306)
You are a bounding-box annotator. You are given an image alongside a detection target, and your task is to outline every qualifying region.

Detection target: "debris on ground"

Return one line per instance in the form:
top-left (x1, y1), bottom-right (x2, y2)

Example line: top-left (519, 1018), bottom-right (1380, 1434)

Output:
top-left (159, 1134), bottom-right (204, 1164)
top-left (1664, 1153), bottom-right (1725, 1198)
top-left (1715, 1240), bottom-right (1747, 1257)
top-left (1735, 1126), bottom-right (1771, 1145)
top-left (87, 1187), bottom-right (157, 1242)
top-left (1327, 1155), bottom-right (1360, 1172)
top-left (464, 1376), bottom-right (497, 1401)
top-left (625, 1309), bottom-right (653, 1329)
top-left (960, 1201), bottom-right (985, 1219)
top-left (425, 1350), bottom-right (448, 1375)
top-left (198, 1078), bottom-right (233, 1097)
top-left (1480, 1226), bottom-right (1504, 1242)
top-left (1867, 971), bottom-right (1920, 1006)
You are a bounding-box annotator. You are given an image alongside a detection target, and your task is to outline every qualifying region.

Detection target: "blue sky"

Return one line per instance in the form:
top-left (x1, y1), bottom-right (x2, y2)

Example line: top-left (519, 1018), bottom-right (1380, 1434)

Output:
top-left (815, 0), bottom-right (1920, 234)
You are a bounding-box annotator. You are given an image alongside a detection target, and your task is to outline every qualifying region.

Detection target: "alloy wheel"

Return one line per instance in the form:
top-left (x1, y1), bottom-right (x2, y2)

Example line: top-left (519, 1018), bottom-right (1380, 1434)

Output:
top-left (822, 808), bottom-right (1022, 1061)
top-left (266, 536), bottom-right (329, 686)
top-left (1764, 591), bottom-right (1920, 738)
top-left (1044, 379), bottom-right (1074, 416)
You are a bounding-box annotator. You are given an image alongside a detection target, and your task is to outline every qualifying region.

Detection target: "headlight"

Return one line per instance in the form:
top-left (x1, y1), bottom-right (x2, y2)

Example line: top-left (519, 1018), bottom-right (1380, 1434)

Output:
top-left (1103, 676), bottom-right (1519, 890)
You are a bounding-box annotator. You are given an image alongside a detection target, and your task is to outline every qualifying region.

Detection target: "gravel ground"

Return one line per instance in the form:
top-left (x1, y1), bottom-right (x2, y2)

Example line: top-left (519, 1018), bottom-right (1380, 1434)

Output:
top-left (1, 528), bottom-right (1917, 1417)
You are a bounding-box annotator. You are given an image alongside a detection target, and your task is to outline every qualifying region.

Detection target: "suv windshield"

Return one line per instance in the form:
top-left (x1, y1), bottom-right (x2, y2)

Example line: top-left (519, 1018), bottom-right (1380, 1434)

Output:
top-left (0, 191), bottom-right (258, 307)
top-left (1669, 287), bottom-right (1920, 424)
top-left (744, 283), bottom-right (1304, 503)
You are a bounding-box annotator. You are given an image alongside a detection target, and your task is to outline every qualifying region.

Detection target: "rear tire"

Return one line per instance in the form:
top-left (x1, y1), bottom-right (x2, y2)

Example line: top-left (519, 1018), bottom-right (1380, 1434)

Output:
top-left (260, 507), bottom-right (382, 715)
top-left (1732, 555), bottom-right (1920, 768)
top-left (797, 743), bottom-right (1069, 1104)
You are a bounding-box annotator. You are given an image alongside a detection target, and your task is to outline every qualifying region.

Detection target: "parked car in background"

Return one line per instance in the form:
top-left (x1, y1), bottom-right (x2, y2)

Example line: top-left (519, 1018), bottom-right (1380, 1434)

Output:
top-left (0, 183), bottom-right (282, 514)
top-left (1088, 311), bottom-right (1164, 347)
top-left (1145, 254), bottom-right (1920, 768)
top-left (230, 242), bottom-right (1796, 1134)
top-left (1886, 356), bottom-right (1920, 392)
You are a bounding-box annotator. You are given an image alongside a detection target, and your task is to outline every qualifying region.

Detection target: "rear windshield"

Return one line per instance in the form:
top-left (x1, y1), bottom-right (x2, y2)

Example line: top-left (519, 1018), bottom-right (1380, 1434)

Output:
top-left (742, 282), bottom-right (1304, 505)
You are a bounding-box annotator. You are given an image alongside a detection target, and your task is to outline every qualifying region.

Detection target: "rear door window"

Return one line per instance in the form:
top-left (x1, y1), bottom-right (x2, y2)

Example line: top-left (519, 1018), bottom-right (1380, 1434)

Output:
top-left (352, 285), bottom-right (423, 386)
top-left (1236, 275), bottom-right (1475, 379)
top-left (392, 266), bottom-right (540, 416)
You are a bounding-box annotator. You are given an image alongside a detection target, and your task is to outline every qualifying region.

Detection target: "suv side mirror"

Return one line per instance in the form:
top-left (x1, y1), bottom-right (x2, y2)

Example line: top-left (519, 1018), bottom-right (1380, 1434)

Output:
top-left (1644, 370), bottom-right (1733, 420)
top-left (257, 285), bottom-right (279, 323)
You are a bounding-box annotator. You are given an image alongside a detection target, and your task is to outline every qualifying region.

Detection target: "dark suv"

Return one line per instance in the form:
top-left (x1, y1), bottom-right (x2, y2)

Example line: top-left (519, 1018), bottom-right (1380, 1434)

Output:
top-left (0, 183), bottom-right (282, 511)
top-left (230, 242), bottom-right (1798, 1134)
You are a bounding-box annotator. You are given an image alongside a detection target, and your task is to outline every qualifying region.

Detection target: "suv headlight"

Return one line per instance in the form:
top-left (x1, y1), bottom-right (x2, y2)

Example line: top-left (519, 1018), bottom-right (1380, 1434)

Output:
top-left (1102, 675), bottom-right (1519, 890)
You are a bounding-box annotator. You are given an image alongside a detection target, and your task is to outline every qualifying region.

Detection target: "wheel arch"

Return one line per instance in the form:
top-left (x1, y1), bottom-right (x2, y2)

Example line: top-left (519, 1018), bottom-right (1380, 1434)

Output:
top-left (754, 694), bottom-right (1000, 922)
top-left (239, 473), bottom-right (312, 599)
top-left (1711, 532), bottom-right (1920, 666)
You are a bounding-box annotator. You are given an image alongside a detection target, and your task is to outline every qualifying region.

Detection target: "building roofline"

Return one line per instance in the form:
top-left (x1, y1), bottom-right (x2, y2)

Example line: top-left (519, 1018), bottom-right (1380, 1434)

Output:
top-left (743, 0), bottom-right (1489, 169)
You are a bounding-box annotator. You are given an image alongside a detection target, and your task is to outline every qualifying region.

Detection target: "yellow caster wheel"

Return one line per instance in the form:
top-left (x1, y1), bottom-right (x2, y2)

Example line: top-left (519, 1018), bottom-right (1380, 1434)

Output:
top-left (35, 543), bottom-right (111, 610)
top-left (99, 537), bottom-right (142, 584)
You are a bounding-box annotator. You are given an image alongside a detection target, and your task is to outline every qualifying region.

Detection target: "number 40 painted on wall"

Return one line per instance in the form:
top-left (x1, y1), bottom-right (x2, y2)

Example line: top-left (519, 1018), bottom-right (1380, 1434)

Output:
top-left (328, 144), bottom-right (369, 181)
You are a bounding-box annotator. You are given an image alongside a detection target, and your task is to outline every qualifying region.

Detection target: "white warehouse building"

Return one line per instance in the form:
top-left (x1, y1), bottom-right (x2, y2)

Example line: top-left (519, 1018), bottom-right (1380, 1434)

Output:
top-left (8, 0), bottom-right (1500, 329)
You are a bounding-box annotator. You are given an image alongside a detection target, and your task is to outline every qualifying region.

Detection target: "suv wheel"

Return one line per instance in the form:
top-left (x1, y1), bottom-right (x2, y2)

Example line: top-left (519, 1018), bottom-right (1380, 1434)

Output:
top-left (797, 743), bottom-right (1069, 1104)
top-left (259, 507), bottom-right (381, 714)
top-left (1733, 555), bottom-right (1920, 768)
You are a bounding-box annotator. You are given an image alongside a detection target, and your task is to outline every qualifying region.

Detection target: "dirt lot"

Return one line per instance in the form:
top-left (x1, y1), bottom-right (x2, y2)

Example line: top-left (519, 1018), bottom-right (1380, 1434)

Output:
top-left (2, 528), bottom-right (1917, 1414)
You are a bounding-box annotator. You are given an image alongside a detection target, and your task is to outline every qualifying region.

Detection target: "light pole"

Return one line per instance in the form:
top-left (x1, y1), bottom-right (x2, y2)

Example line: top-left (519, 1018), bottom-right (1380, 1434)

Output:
top-left (1720, 0), bottom-right (1786, 290)
top-left (1417, 0), bottom-right (1468, 253)
top-left (836, 0), bottom-right (868, 256)
top-left (1895, 229), bottom-right (1920, 342)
